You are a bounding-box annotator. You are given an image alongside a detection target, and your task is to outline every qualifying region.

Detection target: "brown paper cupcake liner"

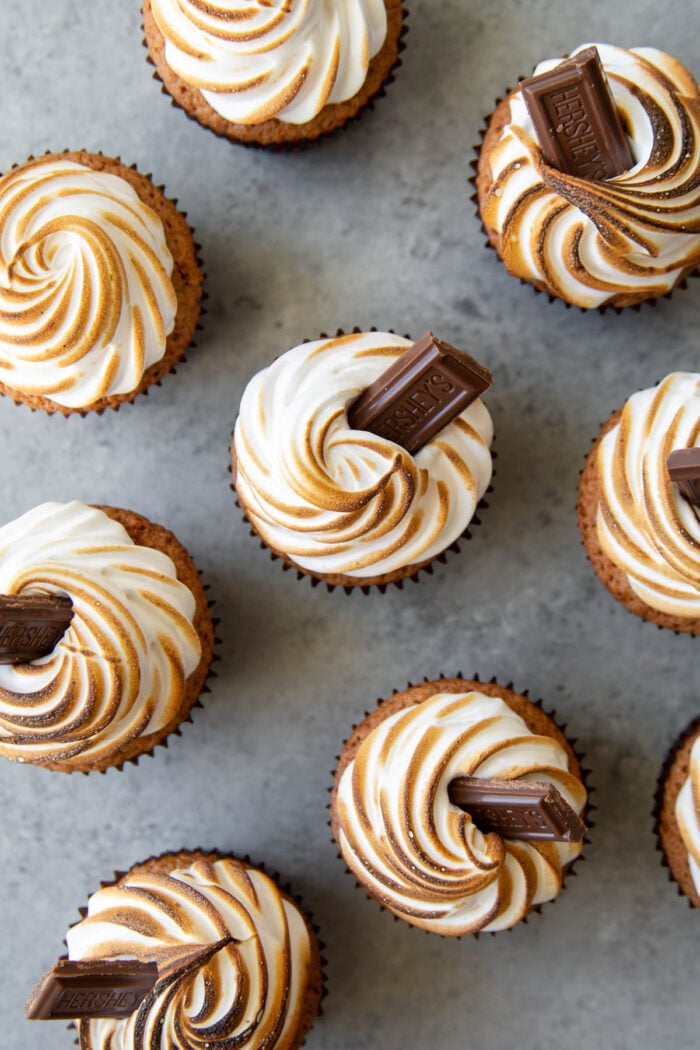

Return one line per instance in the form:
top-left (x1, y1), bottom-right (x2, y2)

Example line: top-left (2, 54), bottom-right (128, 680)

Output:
top-left (577, 407), bottom-right (699, 636)
top-left (470, 91), bottom-right (699, 314)
top-left (0, 149), bottom-right (206, 417)
top-left (141, 1), bottom-right (408, 151)
top-left (654, 717), bottom-right (700, 909)
top-left (6, 506), bottom-right (220, 775)
top-left (328, 674), bottom-right (592, 938)
top-left (60, 849), bottom-right (325, 1048)
top-left (229, 327), bottom-right (495, 594)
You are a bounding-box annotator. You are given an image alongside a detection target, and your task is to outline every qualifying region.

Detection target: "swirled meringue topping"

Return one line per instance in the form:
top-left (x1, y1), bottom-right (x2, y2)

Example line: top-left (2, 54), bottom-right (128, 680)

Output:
top-left (335, 690), bottom-right (586, 934)
top-left (675, 738), bottom-right (700, 895)
top-left (0, 158), bottom-right (176, 407)
top-left (66, 856), bottom-right (313, 1050)
top-left (150, 0), bottom-right (388, 125)
top-left (0, 502), bottom-right (201, 769)
top-left (596, 373), bottom-right (700, 618)
top-left (233, 332), bottom-right (493, 579)
top-left (482, 44), bottom-right (700, 307)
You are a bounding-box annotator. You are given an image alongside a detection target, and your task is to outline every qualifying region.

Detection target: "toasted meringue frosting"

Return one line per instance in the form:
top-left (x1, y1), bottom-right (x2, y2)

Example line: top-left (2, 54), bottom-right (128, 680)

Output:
top-left (0, 502), bottom-right (201, 769)
top-left (150, 0), bottom-right (388, 125)
top-left (482, 44), bottom-right (700, 307)
top-left (233, 332), bottom-right (493, 579)
top-left (596, 373), bottom-right (700, 618)
top-left (0, 158), bottom-right (176, 407)
top-left (335, 690), bottom-right (586, 934)
top-left (675, 738), bottom-right (700, 895)
top-left (67, 856), bottom-right (314, 1050)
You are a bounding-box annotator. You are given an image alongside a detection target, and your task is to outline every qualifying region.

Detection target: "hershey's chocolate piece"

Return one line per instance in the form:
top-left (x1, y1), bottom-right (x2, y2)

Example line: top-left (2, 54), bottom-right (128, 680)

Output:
top-left (25, 960), bottom-right (158, 1020)
top-left (0, 594), bottom-right (73, 664)
top-left (347, 331), bottom-right (492, 455)
top-left (667, 448), bottom-right (700, 508)
top-left (448, 776), bottom-right (585, 842)
top-left (521, 46), bottom-right (634, 180)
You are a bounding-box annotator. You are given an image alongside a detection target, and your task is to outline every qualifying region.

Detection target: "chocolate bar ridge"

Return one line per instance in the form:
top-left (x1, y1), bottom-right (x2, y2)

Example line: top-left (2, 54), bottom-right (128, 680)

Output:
top-left (448, 776), bottom-right (586, 842)
top-left (347, 331), bottom-right (492, 456)
top-left (521, 46), bottom-right (634, 180)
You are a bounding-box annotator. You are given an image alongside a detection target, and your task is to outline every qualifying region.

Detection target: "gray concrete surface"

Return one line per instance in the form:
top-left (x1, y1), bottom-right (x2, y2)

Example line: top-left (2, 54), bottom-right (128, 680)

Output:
top-left (1, 2), bottom-right (699, 1048)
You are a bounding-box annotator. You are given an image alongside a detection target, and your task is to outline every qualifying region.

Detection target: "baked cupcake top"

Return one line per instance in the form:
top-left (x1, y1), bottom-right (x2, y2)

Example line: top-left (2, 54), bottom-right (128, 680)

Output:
top-left (596, 373), bottom-right (700, 618)
top-left (675, 738), bottom-right (700, 896)
top-left (0, 158), bottom-right (176, 408)
top-left (335, 689), bottom-right (587, 934)
top-left (149, 0), bottom-right (388, 125)
top-left (233, 331), bottom-right (493, 579)
top-left (66, 855), bottom-right (314, 1050)
top-left (0, 502), bottom-right (201, 769)
top-left (482, 44), bottom-right (700, 308)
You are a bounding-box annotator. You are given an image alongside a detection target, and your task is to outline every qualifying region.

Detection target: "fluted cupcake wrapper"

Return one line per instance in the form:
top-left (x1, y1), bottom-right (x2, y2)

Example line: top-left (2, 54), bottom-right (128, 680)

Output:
top-left (60, 849), bottom-right (326, 1048)
top-left (576, 405), bottom-right (700, 636)
top-left (229, 327), bottom-right (495, 594)
top-left (141, 1), bottom-right (409, 151)
top-left (0, 150), bottom-right (206, 417)
top-left (654, 717), bottom-right (700, 909)
top-left (469, 90), bottom-right (699, 314)
top-left (328, 673), bottom-right (593, 938)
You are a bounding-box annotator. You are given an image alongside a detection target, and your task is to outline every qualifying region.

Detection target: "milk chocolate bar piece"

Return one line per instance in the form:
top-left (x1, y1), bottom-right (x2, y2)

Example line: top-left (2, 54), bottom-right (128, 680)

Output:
top-left (0, 594), bottom-right (73, 664)
top-left (521, 46), bottom-right (634, 180)
top-left (347, 331), bottom-right (492, 455)
top-left (667, 448), bottom-right (700, 508)
top-left (448, 776), bottom-right (585, 842)
top-left (25, 960), bottom-right (158, 1020)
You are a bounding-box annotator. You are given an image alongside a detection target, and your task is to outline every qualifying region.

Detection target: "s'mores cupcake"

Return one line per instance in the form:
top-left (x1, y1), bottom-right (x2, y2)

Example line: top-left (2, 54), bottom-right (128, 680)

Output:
top-left (143, 0), bottom-right (407, 146)
top-left (476, 44), bottom-right (700, 309)
top-left (231, 330), bottom-right (494, 591)
top-left (578, 372), bottom-right (700, 633)
top-left (330, 677), bottom-right (588, 935)
top-left (0, 151), bottom-right (202, 415)
top-left (0, 501), bottom-right (214, 772)
top-left (656, 720), bottom-right (700, 908)
top-left (26, 850), bottom-right (323, 1049)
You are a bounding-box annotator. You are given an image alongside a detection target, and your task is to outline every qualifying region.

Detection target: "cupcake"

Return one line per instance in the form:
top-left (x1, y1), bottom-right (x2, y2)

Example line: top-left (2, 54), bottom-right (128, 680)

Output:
top-left (28, 850), bottom-right (323, 1049)
top-left (0, 151), bottom-right (202, 415)
top-left (476, 44), bottom-right (700, 309)
top-left (231, 330), bottom-right (494, 590)
top-left (330, 677), bottom-right (588, 935)
top-left (142, 0), bottom-right (406, 147)
top-left (0, 501), bottom-right (214, 772)
top-left (656, 721), bottom-right (700, 908)
top-left (578, 372), bottom-right (700, 634)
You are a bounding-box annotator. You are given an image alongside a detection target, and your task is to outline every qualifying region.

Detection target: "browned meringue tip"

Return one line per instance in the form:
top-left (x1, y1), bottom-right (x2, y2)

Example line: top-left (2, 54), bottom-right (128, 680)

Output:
top-left (140, 1), bottom-right (409, 151)
top-left (328, 674), bottom-right (592, 938)
top-left (471, 95), bottom-right (699, 314)
top-left (0, 150), bottom-right (205, 418)
top-left (654, 716), bottom-right (700, 909)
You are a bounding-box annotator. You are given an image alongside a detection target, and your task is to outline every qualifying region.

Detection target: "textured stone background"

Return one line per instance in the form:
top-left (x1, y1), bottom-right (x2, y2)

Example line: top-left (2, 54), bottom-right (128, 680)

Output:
top-left (1, 2), bottom-right (699, 1048)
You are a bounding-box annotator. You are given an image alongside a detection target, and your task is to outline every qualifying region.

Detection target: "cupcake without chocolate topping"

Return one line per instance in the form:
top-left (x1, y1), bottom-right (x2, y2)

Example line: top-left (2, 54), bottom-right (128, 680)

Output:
top-left (330, 677), bottom-right (588, 935)
top-left (656, 720), bottom-right (700, 908)
top-left (143, 0), bottom-right (406, 147)
top-left (0, 151), bottom-right (202, 415)
top-left (0, 502), bottom-right (214, 772)
top-left (231, 330), bottom-right (494, 590)
top-left (56, 849), bottom-right (323, 1050)
top-left (578, 373), bottom-right (700, 634)
top-left (476, 43), bottom-right (700, 309)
